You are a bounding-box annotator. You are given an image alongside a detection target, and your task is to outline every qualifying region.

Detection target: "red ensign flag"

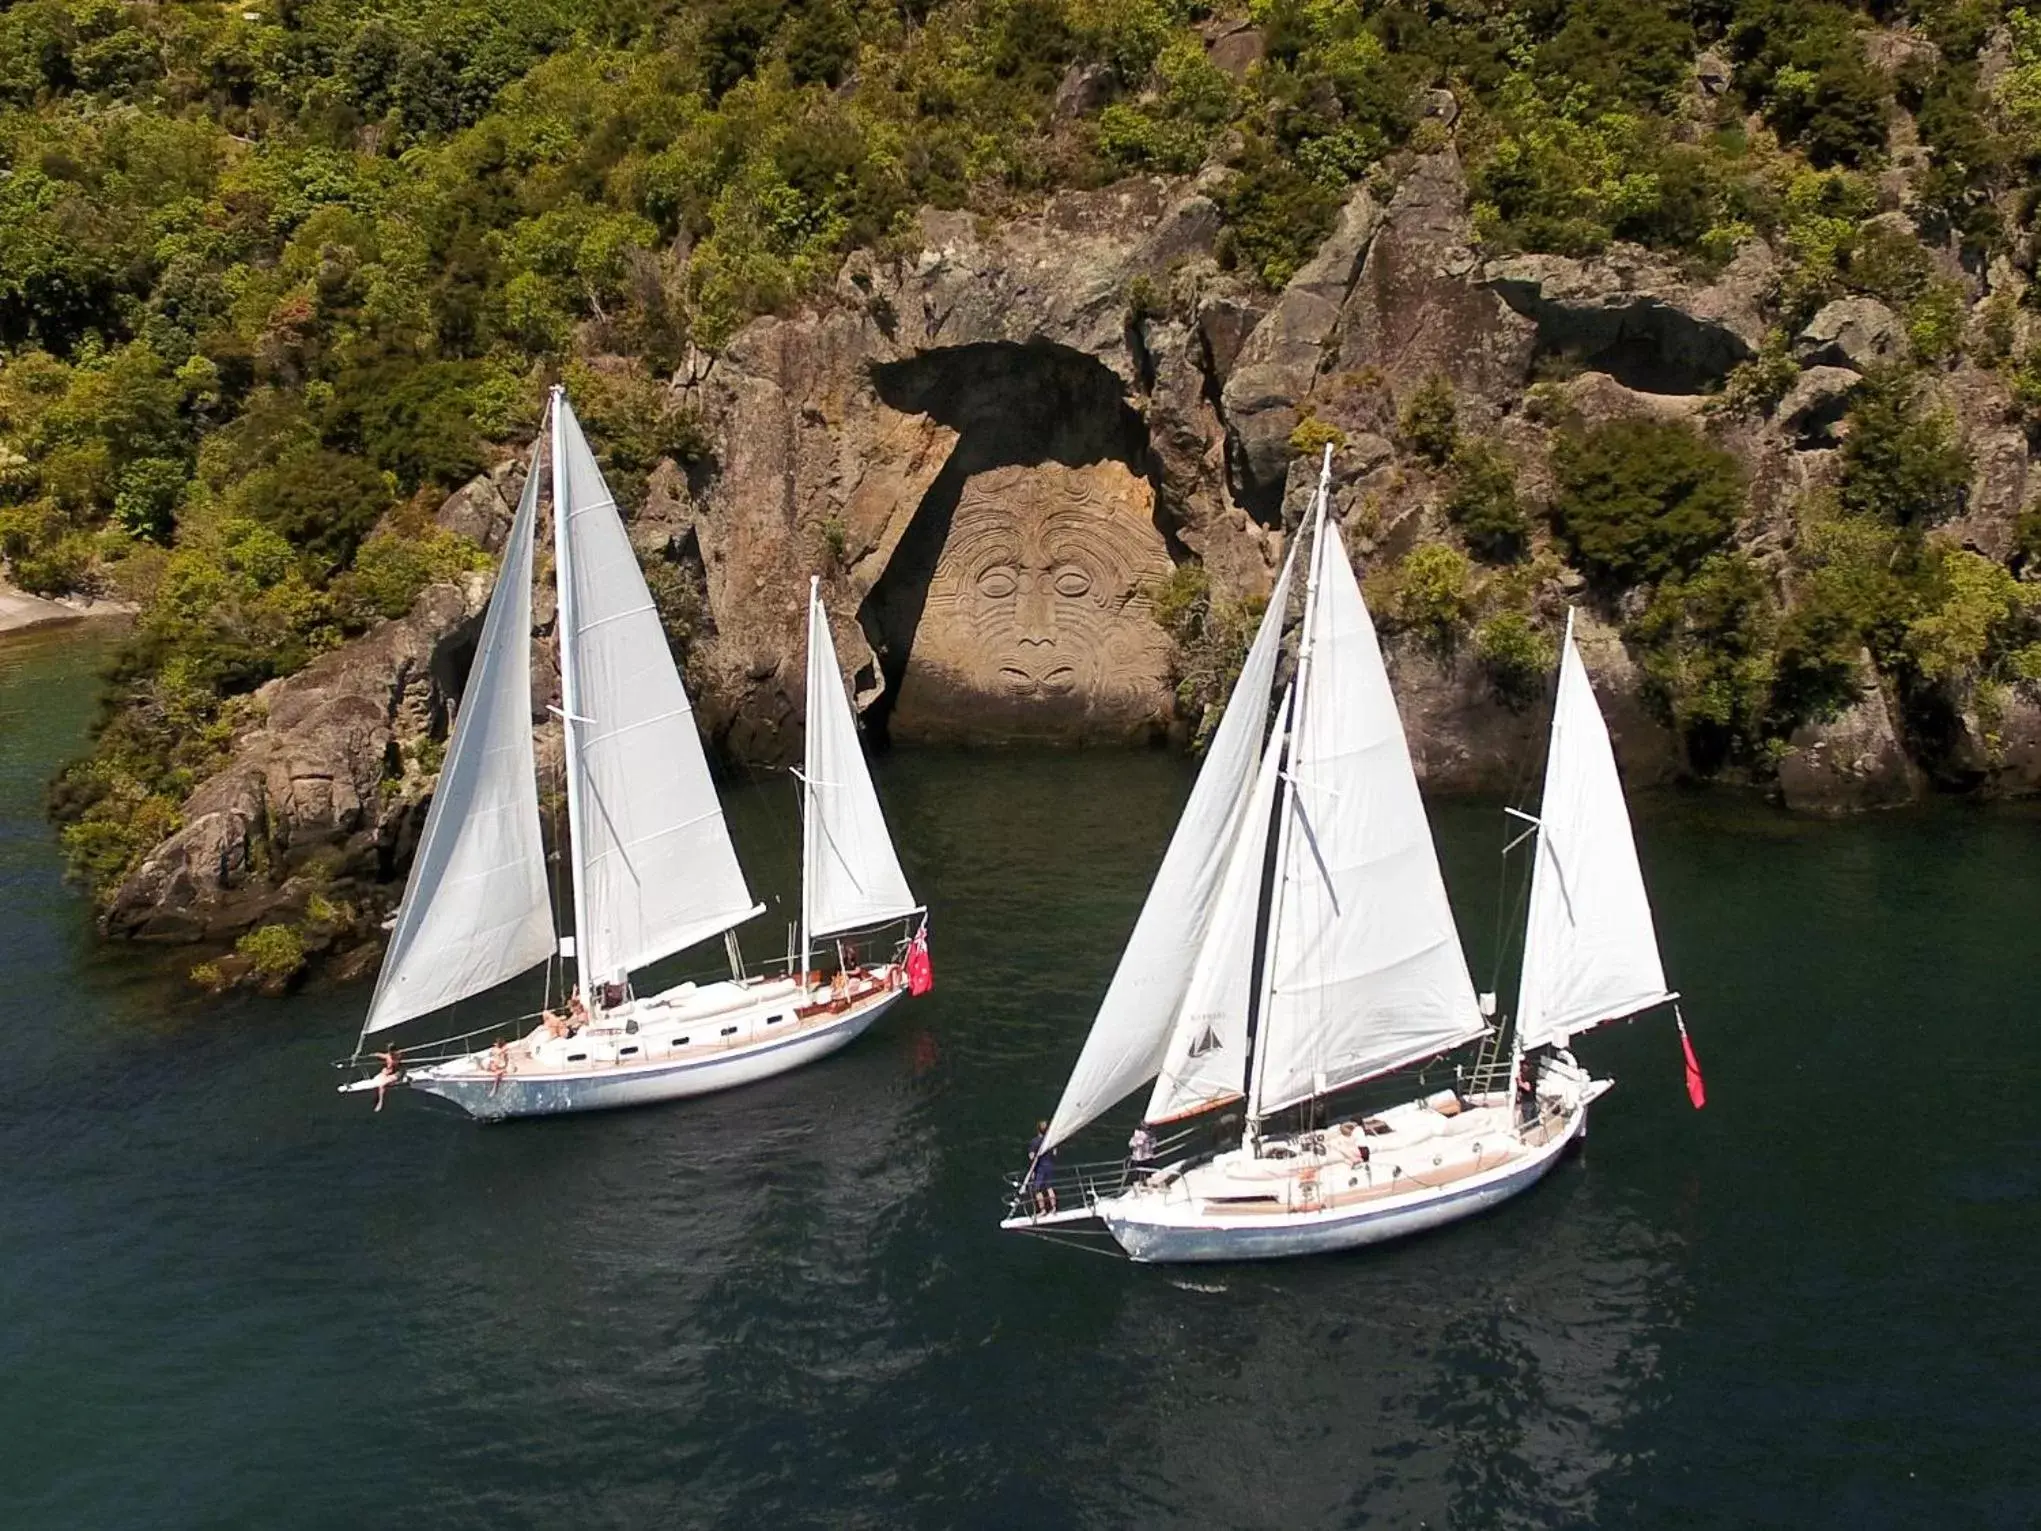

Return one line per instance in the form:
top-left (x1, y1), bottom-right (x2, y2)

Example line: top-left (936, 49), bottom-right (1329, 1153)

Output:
top-left (906, 926), bottom-right (933, 996)
top-left (1678, 1015), bottom-right (1706, 1110)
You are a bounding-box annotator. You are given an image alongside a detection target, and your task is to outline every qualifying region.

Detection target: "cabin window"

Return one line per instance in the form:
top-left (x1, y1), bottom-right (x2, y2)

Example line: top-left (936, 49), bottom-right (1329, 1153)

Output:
top-left (767, 1013), bottom-right (787, 1025)
top-left (720, 1025), bottom-right (738, 1037)
top-left (567, 1053), bottom-right (588, 1063)
top-left (619, 1046), bottom-right (639, 1058)
top-left (676, 1036), bottom-right (690, 1047)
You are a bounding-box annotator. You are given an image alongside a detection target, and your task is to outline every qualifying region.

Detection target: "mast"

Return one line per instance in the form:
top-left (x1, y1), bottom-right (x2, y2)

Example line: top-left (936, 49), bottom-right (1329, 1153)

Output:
top-left (1244, 445), bottom-right (1333, 1146)
top-left (549, 385), bottom-right (595, 1003)
top-left (800, 575), bottom-right (819, 990)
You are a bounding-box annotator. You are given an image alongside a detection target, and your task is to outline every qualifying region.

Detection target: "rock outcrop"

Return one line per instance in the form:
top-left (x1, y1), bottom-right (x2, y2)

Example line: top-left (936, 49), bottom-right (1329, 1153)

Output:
top-left (1797, 297), bottom-right (1910, 372)
top-left (1484, 243), bottom-right (1766, 394)
top-left (1776, 661), bottom-right (1921, 814)
top-left (103, 578), bottom-right (489, 942)
top-left (1218, 188), bottom-right (1381, 514)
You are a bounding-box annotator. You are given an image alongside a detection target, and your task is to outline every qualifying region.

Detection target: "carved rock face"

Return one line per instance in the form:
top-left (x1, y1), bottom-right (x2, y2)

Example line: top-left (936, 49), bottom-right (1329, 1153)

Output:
top-left (888, 460), bottom-right (1173, 741)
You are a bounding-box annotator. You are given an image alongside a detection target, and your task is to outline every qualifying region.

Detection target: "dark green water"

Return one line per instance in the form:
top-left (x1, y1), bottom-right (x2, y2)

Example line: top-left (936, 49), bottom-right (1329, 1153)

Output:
top-left (2, 630), bottom-right (2036, 1530)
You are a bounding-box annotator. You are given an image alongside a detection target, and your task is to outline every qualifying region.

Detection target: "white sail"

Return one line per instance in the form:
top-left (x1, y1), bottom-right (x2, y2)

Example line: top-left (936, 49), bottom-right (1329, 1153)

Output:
top-left (362, 449), bottom-right (553, 1036)
top-left (1516, 612), bottom-right (1672, 1051)
top-left (1041, 542), bottom-right (1299, 1151)
top-left (803, 576), bottom-right (919, 940)
top-left (1249, 505), bottom-right (1487, 1119)
top-left (552, 393), bottom-right (761, 988)
top-left (1145, 689), bottom-right (1289, 1126)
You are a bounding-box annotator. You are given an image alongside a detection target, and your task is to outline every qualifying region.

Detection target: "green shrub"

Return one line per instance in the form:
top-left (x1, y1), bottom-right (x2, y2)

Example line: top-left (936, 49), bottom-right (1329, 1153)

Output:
top-left (1383, 543), bottom-right (1474, 652)
top-left (1288, 414), bottom-right (1348, 457)
top-left (1630, 552), bottom-right (1780, 771)
top-left (57, 779), bottom-right (182, 905)
top-left (1443, 440), bottom-right (1527, 562)
top-left (1729, 0), bottom-right (1892, 169)
top-left (1214, 141), bottom-right (1344, 290)
top-left (1903, 547), bottom-right (2038, 685)
top-left (1149, 563), bottom-right (1265, 748)
top-left (1399, 376), bottom-right (1458, 466)
top-left (232, 450), bottom-right (395, 571)
top-left (1475, 611), bottom-right (1555, 709)
top-left (236, 922), bottom-right (306, 980)
top-left (319, 362), bottom-right (496, 496)
top-left (1714, 330), bottom-right (1802, 418)
top-left (1551, 419), bottom-right (1744, 587)
top-left (330, 526), bottom-right (492, 630)
top-left (1837, 374), bottom-right (1970, 526)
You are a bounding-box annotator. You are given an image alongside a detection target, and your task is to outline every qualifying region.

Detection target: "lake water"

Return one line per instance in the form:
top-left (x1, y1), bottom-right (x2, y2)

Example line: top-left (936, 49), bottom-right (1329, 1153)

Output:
top-left (2, 628), bottom-right (2036, 1530)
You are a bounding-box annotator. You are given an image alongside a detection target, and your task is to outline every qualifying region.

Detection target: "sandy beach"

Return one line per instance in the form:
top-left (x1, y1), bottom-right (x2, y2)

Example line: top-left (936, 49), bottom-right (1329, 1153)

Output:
top-left (0, 581), bottom-right (134, 638)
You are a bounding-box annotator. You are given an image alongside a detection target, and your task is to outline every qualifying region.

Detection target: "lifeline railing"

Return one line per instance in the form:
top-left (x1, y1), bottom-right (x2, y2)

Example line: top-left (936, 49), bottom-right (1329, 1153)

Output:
top-left (1001, 1123), bottom-right (1202, 1222)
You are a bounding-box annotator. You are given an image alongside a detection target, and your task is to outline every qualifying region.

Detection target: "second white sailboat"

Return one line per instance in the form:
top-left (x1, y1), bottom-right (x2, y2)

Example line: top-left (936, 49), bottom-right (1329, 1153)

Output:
top-left (1004, 447), bottom-right (1689, 1261)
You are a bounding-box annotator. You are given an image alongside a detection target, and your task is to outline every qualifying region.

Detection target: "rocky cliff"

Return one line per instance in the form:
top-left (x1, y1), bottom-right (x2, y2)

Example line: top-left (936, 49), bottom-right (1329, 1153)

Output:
top-left (104, 114), bottom-right (2041, 964)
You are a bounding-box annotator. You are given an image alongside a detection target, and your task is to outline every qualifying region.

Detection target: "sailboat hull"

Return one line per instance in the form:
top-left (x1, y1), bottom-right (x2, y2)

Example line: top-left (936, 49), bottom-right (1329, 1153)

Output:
top-left (1093, 1066), bottom-right (1609, 1264)
top-left (391, 973), bottom-right (906, 1122)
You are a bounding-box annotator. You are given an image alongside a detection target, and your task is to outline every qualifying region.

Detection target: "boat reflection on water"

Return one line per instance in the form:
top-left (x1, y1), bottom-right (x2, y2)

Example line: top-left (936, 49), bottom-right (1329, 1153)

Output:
top-left (1085, 1160), bottom-right (1687, 1527)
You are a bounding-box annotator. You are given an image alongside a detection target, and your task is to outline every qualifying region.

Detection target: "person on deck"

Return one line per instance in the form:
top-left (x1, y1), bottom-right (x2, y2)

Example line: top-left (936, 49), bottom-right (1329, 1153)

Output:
top-left (1517, 1058), bottom-right (1538, 1129)
top-left (567, 988), bottom-right (590, 1031)
top-left (371, 1050), bottom-right (402, 1113)
top-left (1128, 1124), bottom-right (1157, 1173)
top-left (1026, 1121), bottom-right (1057, 1216)
top-left (542, 1007), bottom-right (570, 1040)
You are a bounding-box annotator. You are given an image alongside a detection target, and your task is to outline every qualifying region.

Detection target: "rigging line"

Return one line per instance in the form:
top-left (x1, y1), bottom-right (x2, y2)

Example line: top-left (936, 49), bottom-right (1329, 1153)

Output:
top-left (573, 600), bottom-right (660, 634)
top-left (1009, 1227), bottom-right (1129, 1260)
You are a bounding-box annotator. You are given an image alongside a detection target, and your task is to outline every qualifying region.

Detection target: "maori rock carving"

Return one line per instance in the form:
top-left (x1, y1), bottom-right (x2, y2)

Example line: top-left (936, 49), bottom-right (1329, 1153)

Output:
top-left (887, 460), bottom-right (1174, 742)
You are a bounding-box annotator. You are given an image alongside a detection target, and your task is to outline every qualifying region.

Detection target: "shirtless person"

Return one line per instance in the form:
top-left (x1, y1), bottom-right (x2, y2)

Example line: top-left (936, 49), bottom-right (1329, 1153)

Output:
top-left (370, 1050), bottom-right (402, 1113)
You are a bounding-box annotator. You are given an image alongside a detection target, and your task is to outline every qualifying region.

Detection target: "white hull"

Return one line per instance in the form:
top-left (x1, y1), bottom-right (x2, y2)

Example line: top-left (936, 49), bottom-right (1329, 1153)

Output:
top-left (352, 965), bottom-right (909, 1122)
top-left (1014, 1058), bottom-right (1611, 1263)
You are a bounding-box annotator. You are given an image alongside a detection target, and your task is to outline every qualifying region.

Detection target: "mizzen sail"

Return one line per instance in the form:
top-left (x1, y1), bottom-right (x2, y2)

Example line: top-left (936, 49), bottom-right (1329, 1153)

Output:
top-left (362, 446), bottom-right (553, 1036)
top-left (1041, 543), bottom-right (1299, 1151)
top-left (552, 393), bottom-right (761, 987)
top-left (803, 577), bottom-right (919, 940)
top-left (1249, 490), bottom-right (1486, 1119)
top-left (1515, 611), bottom-right (1671, 1051)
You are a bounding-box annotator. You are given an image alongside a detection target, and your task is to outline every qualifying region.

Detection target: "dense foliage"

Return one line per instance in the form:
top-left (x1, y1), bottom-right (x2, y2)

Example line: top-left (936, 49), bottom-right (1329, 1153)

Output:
top-left (7, 0), bottom-right (2041, 904)
top-left (1551, 419), bottom-right (1745, 587)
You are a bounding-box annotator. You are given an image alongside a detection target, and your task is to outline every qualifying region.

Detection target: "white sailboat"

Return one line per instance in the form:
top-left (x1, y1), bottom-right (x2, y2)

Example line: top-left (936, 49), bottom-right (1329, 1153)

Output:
top-left (342, 388), bottom-right (928, 1120)
top-left (1003, 447), bottom-right (1685, 1261)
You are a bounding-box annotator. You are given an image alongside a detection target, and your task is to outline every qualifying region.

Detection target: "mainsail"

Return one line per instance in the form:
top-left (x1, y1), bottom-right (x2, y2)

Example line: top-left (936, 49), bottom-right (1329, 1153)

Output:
top-left (1248, 484), bottom-right (1487, 1119)
top-left (1146, 688), bottom-right (1290, 1125)
top-left (802, 576), bottom-right (920, 941)
top-left (362, 444), bottom-right (554, 1036)
top-left (1515, 611), bottom-right (1672, 1051)
top-left (1040, 542), bottom-right (1299, 1151)
top-left (551, 392), bottom-right (762, 988)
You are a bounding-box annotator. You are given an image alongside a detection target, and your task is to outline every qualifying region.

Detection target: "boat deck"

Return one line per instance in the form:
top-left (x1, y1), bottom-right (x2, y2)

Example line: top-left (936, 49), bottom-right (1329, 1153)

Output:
top-left (1104, 1080), bottom-right (1582, 1228)
top-left (441, 967), bottom-right (904, 1082)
